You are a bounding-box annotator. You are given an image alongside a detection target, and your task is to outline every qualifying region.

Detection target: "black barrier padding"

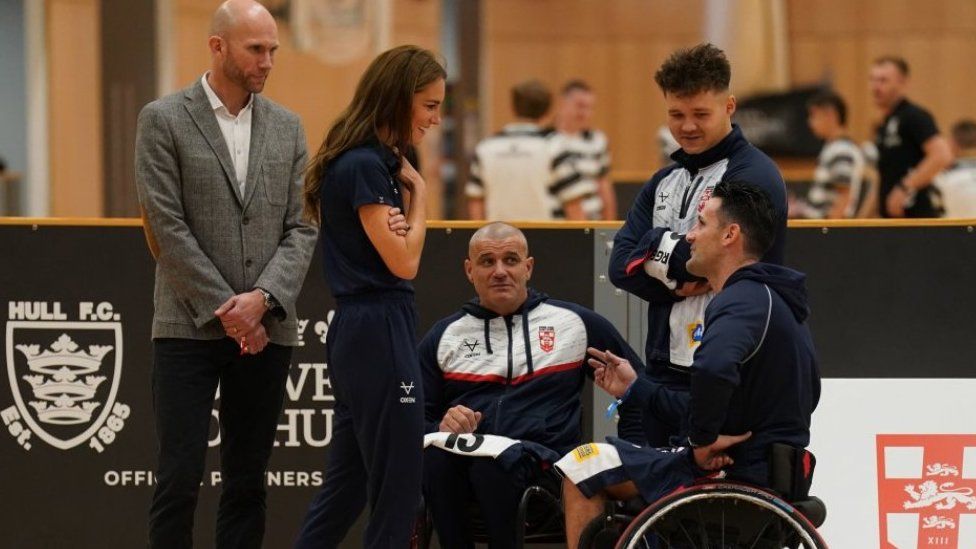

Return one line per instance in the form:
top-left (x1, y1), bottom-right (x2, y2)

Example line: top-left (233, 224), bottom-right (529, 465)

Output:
top-left (785, 226), bottom-right (976, 378)
top-left (1, 225), bottom-right (158, 546)
top-left (0, 225), bottom-right (593, 548)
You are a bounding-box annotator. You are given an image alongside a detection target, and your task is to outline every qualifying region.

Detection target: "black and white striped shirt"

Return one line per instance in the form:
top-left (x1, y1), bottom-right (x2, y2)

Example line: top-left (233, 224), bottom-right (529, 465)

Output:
top-left (547, 128), bottom-right (611, 219)
top-left (466, 123), bottom-right (595, 220)
top-left (803, 137), bottom-right (866, 218)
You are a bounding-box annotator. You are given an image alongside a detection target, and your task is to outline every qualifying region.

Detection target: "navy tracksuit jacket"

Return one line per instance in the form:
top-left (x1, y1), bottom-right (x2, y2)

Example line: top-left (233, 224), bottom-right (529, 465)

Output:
top-left (617, 263), bottom-right (821, 493)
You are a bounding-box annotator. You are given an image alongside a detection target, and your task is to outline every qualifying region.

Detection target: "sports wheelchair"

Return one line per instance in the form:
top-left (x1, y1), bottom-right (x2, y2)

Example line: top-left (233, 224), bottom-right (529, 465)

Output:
top-left (578, 444), bottom-right (828, 549)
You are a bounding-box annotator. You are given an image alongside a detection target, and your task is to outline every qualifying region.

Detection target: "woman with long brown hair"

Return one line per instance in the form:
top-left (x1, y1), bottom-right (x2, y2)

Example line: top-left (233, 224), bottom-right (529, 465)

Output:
top-left (294, 45), bottom-right (445, 548)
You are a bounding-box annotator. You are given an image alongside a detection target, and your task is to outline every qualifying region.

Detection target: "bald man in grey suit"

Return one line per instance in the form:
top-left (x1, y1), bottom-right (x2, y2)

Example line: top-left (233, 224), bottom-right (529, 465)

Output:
top-left (134, 1), bottom-right (317, 547)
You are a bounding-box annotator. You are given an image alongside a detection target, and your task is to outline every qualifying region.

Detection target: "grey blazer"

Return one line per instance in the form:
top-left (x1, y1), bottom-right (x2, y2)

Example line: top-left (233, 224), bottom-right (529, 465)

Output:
top-left (135, 80), bottom-right (318, 345)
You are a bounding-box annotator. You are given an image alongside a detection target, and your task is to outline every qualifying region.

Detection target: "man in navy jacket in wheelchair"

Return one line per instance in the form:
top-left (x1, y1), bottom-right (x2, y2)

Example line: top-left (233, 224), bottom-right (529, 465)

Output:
top-left (419, 222), bottom-right (644, 549)
top-left (556, 180), bottom-right (821, 548)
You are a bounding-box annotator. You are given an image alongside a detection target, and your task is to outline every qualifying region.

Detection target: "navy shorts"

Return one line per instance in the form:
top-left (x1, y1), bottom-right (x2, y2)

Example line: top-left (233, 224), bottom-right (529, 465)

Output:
top-left (555, 437), bottom-right (701, 504)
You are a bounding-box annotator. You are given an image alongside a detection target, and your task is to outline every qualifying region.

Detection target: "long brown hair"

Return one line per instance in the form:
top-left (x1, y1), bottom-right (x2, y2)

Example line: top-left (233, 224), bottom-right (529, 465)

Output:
top-left (303, 45), bottom-right (446, 224)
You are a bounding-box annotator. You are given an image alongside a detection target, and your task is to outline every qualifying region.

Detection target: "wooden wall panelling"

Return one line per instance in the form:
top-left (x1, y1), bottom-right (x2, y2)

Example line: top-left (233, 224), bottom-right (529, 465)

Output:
top-left (47, 0), bottom-right (103, 216)
top-left (482, 0), bottom-right (704, 178)
top-left (788, 0), bottom-right (976, 144)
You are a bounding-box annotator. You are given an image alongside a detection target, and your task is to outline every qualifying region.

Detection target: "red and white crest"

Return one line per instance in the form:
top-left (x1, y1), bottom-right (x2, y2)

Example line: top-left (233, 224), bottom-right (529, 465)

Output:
top-left (876, 434), bottom-right (976, 548)
top-left (697, 186), bottom-right (715, 213)
top-left (538, 326), bottom-right (555, 353)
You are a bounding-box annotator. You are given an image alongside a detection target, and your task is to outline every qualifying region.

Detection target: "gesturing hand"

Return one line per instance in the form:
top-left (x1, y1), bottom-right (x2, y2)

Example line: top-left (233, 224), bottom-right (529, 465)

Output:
top-left (587, 347), bottom-right (638, 399)
top-left (692, 432), bottom-right (752, 471)
top-left (398, 156), bottom-right (425, 195)
top-left (439, 405), bottom-right (482, 434)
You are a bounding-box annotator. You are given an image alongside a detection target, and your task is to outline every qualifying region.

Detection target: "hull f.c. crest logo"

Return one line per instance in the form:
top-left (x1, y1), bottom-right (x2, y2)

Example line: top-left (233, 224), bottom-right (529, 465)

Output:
top-left (4, 321), bottom-right (127, 452)
top-left (877, 434), bottom-right (976, 548)
top-left (538, 326), bottom-right (555, 353)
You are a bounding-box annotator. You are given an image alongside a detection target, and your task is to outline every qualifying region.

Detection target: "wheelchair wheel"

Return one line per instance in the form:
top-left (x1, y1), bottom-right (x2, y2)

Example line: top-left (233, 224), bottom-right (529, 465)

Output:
top-left (615, 483), bottom-right (827, 549)
top-left (579, 512), bottom-right (630, 549)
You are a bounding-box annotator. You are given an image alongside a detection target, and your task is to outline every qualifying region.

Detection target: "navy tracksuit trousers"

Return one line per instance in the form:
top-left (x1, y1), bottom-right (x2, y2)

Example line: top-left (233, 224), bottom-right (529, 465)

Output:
top-left (423, 448), bottom-right (539, 549)
top-left (295, 292), bottom-right (423, 548)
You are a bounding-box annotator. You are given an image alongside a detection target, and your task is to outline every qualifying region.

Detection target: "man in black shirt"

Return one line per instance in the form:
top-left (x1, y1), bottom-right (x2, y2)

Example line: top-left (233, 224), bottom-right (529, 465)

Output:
top-left (870, 56), bottom-right (952, 218)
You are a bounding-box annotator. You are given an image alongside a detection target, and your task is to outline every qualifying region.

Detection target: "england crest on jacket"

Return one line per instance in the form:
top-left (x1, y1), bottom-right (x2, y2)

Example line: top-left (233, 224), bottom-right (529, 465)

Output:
top-left (538, 326), bottom-right (555, 353)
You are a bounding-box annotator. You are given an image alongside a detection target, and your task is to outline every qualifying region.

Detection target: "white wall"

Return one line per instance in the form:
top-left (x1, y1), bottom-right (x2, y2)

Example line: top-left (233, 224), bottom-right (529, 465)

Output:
top-left (810, 378), bottom-right (976, 548)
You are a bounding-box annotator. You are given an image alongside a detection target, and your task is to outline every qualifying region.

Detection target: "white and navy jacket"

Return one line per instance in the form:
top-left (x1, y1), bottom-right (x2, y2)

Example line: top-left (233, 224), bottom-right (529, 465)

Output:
top-left (609, 125), bottom-right (787, 385)
top-left (419, 290), bottom-right (644, 456)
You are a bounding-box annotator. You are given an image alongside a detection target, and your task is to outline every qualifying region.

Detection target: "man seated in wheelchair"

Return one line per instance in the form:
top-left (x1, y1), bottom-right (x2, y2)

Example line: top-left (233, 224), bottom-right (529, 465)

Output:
top-left (419, 222), bottom-right (645, 548)
top-left (556, 180), bottom-right (822, 547)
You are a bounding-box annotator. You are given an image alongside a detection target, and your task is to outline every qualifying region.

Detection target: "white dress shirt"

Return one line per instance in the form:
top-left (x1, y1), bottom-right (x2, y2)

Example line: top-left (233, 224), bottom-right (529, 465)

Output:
top-left (201, 72), bottom-right (253, 195)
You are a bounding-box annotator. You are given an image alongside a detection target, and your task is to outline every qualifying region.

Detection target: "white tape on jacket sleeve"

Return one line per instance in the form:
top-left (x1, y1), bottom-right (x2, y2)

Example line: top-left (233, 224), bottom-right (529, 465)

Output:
top-left (643, 231), bottom-right (680, 290)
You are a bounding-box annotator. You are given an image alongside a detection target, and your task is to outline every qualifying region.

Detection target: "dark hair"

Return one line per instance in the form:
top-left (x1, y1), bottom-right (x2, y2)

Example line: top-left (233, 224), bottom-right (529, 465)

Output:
top-left (806, 90), bottom-right (848, 126)
top-left (711, 180), bottom-right (777, 259)
top-left (560, 79), bottom-right (592, 96)
top-left (873, 55), bottom-right (910, 77)
top-left (951, 119), bottom-right (976, 149)
top-left (654, 43), bottom-right (731, 97)
top-left (303, 45), bottom-right (446, 223)
top-left (511, 80), bottom-right (551, 119)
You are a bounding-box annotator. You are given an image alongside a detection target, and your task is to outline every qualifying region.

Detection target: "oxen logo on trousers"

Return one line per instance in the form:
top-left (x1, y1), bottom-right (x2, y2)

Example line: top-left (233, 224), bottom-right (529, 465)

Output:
top-left (4, 321), bottom-right (129, 452)
top-left (399, 381), bottom-right (416, 404)
top-left (877, 434), bottom-right (976, 548)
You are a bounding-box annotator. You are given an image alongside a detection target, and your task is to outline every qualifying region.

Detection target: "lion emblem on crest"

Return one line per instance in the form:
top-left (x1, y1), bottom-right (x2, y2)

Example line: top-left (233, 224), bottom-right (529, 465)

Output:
top-left (904, 480), bottom-right (976, 510)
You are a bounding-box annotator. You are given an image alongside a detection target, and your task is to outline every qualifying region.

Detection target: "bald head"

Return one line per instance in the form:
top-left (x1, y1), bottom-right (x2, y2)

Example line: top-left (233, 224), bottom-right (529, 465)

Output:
top-left (210, 0), bottom-right (274, 38)
top-left (207, 0), bottom-right (278, 100)
top-left (465, 223), bottom-right (534, 316)
top-left (468, 222), bottom-right (529, 258)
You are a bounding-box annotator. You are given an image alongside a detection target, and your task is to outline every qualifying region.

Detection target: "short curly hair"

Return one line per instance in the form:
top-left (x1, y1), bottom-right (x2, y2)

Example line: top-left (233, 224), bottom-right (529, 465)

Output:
top-left (654, 43), bottom-right (731, 97)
